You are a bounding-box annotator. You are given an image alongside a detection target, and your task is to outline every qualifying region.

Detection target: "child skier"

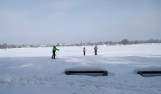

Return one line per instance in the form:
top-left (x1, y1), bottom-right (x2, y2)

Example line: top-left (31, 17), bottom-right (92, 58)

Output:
top-left (83, 47), bottom-right (86, 56)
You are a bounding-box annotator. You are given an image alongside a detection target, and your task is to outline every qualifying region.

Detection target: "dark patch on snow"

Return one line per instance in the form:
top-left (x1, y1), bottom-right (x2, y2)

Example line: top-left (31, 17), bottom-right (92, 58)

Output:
top-left (137, 71), bottom-right (161, 77)
top-left (134, 66), bottom-right (161, 77)
top-left (64, 67), bottom-right (108, 76)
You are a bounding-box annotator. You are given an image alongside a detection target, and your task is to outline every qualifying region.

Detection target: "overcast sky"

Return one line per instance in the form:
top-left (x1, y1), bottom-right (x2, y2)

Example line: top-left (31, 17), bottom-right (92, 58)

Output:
top-left (0, 0), bottom-right (161, 44)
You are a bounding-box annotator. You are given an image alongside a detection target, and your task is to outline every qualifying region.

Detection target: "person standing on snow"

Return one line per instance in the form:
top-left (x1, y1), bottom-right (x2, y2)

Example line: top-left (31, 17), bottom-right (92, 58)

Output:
top-left (52, 46), bottom-right (59, 59)
top-left (94, 45), bottom-right (98, 55)
top-left (83, 47), bottom-right (86, 56)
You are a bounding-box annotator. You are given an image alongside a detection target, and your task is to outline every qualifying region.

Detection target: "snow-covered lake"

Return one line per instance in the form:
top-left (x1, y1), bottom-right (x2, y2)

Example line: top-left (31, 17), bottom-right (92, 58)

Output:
top-left (0, 44), bottom-right (161, 94)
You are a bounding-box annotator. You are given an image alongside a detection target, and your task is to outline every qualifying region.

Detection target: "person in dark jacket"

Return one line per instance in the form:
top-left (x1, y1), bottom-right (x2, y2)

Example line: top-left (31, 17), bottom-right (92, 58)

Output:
top-left (52, 46), bottom-right (59, 59)
top-left (83, 47), bottom-right (86, 56)
top-left (94, 45), bottom-right (98, 55)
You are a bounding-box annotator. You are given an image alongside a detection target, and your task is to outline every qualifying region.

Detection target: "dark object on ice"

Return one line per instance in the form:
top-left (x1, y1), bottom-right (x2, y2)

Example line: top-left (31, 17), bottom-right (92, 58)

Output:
top-left (137, 71), bottom-right (161, 77)
top-left (65, 67), bottom-right (108, 76)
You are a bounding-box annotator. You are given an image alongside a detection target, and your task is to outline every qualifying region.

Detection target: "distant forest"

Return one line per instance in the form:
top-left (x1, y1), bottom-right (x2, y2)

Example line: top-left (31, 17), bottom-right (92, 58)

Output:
top-left (0, 39), bottom-right (161, 49)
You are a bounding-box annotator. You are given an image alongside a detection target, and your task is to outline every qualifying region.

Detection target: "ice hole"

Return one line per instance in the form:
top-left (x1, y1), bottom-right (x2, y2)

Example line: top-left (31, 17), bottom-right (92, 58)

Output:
top-left (137, 71), bottom-right (161, 77)
top-left (64, 67), bottom-right (108, 76)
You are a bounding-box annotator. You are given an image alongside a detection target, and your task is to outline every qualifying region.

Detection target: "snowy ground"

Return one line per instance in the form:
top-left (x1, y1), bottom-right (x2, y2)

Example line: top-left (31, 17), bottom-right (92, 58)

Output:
top-left (0, 44), bottom-right (161, 94)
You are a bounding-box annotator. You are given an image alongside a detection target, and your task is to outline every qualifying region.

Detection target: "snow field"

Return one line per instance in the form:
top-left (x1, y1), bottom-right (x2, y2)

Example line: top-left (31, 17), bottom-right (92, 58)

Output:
top-left (0, 44), bottom-right (161, 94)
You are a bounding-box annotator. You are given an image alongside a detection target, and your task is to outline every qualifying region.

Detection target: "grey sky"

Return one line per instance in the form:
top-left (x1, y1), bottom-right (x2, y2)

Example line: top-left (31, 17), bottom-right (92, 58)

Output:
top-left (0, 0), bottom-right (161, 44)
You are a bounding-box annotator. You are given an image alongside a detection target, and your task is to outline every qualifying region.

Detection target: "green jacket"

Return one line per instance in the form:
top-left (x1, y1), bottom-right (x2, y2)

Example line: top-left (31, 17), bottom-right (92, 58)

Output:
top-left (52, 47), bottom-right (59, 53)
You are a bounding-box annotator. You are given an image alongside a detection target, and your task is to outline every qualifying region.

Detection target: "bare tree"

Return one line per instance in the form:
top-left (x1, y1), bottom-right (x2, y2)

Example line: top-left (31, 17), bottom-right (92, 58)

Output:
top-left (121, 39), bottom-right (129, 45)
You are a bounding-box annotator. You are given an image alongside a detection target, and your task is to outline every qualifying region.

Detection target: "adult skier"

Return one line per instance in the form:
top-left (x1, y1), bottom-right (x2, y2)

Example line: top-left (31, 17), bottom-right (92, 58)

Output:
top-left (52, 46), bottom-right (59, 59)
top-left (94, 45), bottom-right (98, 55)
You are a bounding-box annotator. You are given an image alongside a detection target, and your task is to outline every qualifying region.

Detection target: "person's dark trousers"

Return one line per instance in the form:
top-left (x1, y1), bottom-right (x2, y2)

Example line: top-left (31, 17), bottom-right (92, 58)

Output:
top-left (95, 50), bottom-right (97, 55)
top-left (83, 51), bottom-right (85, 56)
top-left (52, 53), bottom-right (56, 59)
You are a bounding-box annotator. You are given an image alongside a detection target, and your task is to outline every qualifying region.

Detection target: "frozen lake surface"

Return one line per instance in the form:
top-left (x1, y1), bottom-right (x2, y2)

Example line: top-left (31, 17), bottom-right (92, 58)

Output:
top-left (0, 44), bottom-right (161, 94)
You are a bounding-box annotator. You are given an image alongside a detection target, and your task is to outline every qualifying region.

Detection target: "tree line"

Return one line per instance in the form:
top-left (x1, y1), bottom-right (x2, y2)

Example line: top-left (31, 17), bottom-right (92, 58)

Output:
top-left (0, 39), bottom-right (161, 49)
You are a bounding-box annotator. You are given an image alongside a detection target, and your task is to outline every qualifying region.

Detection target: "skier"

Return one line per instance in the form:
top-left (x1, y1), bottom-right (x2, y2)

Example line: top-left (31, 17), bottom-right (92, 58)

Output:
top-left (83, 47), bottom-right (86, 56)
top-left (94, 45), bottom-right (98, 55)
top-left (52, 46), bottom-right (59, 59)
